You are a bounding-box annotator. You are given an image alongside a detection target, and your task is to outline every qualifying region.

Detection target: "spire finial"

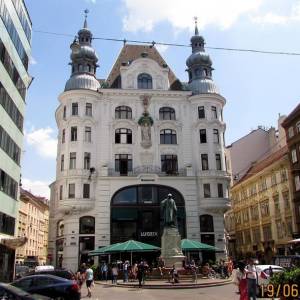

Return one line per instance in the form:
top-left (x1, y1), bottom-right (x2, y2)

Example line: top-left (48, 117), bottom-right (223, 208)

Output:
top-left (194, 16), bottom-right (199, 36)
top-left (84, 9), bottom-right (89, 28)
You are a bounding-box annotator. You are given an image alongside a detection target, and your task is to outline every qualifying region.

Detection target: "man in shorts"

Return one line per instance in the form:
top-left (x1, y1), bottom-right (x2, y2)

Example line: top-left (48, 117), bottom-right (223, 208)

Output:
top-left (85, 264), bottom-right (94, 298)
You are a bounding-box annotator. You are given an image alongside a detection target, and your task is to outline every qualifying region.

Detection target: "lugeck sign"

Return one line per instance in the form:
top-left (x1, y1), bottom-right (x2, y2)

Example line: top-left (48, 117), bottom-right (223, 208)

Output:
top-left (140, 232), bottom-right (158, 237)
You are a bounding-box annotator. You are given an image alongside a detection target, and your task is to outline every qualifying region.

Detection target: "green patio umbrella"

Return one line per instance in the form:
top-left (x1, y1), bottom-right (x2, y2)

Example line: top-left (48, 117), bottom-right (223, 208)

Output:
top-left (181, 239), bottom-right (219, 251)
top-left (89, 240), bottom-right (160, 265)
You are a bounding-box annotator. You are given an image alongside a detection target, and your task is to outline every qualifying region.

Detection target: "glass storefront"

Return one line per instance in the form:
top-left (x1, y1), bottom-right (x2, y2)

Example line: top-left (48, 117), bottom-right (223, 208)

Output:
top-left (111, 185), bottom-right (186, 246)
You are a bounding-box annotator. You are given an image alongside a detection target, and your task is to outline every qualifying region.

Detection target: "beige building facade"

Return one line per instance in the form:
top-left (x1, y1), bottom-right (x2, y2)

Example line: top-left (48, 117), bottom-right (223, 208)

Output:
top-left (16, 189), bottom-right (49, 265)
top-left (225, 146), bottom-right (297, 263)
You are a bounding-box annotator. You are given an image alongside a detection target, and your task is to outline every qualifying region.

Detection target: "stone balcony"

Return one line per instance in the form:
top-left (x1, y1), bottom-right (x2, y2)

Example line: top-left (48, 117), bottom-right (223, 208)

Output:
top-left (57, 198), bottom-right (95, 214)
top-left (200, 197), bottom-right (230, 213)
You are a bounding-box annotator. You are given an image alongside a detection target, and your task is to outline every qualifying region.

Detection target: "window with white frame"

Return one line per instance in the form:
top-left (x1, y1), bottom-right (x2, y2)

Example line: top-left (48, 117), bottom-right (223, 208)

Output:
top-left (288, 126), bottom-right (294, 138)
top-left (70, 126), bottom-right (77, 141)
top-left (213, 129), bottom-right (219, 144)
top-left (200, 129), bottom-right (207, 143)
top-left (85, 103), bottom-right (92, 116)
top-left (211, 106), bottom-right (217, 119)
top-left (69, 152), bottom-right (76, 169)
top-left (84, 127), bottom-right (92, 142)
top-left (115, 128), bottom-right (132, 144)
top-left (68, 184), bottom-right (75, 198)
top-left (84, 152), bottom-right (91, 170)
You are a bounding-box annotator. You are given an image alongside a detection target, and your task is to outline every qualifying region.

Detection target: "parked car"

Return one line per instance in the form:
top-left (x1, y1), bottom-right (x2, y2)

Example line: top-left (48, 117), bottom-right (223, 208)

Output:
top-left (15, 265), bottom-right (30, 279)
top-left (0, 283), bottom-right (50, 300)
top-left (11, 274), bottom-right (80, 300)
top-left (256, 264), bottom-right (285, 286)
top-left (25, 268), bottom-right (75, 280)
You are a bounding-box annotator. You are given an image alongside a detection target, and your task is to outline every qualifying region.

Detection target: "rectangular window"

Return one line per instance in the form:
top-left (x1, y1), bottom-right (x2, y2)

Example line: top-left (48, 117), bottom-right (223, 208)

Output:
top-left (63, 106), bottom-right (66, 119)
top-left (291, 149), bottom-right (297, 163)
top-left (68, 184), bottom-right (75, 198)
top-left (84, 127), bottom-right (91, 142)
top-left (288, 126), bottom-right (294, 138)
top-left (60, 154), bottom-right (64, 171)
top-left (62, 129), bottom-right (65, 143)
top-left (59, 186), bottom-right (63, 200)
top-left (115, 154), bottom-right (133, 176)
top-left (217, 183), bottom-right (223, 198)
top-left (263, 225), bottom-right (272, 241)
top-left (0, 211), bottom-right (15, 236)
top-left (201, 154), bottom-right (209, 170)
top-left (0, 125), bottom-right (21, 164)
top-left (83, 184), bottom-right (90, 198)
top-left (161, 155), bottom-right (178, 174)
top-left (0, 168), bottom-right (18, 200)
top-left (72, 103), bottom-right (78, 116)
top-left (69, 152), bottom-right (76, 169)
top-left (215, 154), bottom-right (222, 170)
top-left (203, 184), bottom-right (211, 198)
top-left (0, 4), bottom-right (29, 70)
top-left (71, 127), bottom-right (77, 141)
top-left (282, 191), bottom-right (290, 210)
top-left (0, 39), bottom-right (26, 99)
top-left (211, 106), bottom-right (217, 119)
top-left (198, 106), bottom-right (205, 119)
top-left (213, 129), bottom-right (219, 144)
top-left (294, 175), bottom-right (300, 191)
top-left (0, 82), bottom-right (23, 131)
top-left (271, 173), bottom-right (277, 186)
top-left (86, 103), bottom-right (92, 116)
top-left (260, 200), bottom-right (270, 217)
top-left (200, 129), bottom-right (207, 143)
top-left (84, 152), bottom-right (91, 170)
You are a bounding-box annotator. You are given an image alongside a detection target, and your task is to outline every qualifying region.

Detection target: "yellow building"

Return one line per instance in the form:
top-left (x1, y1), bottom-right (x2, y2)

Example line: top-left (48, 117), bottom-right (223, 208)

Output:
top-left (16, 189), bottom-right (49, 265)
top-left (225, 146), bottom-right (297, 263)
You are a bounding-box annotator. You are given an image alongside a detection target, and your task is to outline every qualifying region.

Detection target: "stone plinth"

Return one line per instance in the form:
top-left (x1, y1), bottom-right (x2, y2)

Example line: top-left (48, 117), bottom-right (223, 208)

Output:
top-left (161, 227), bottom-right (185, 268)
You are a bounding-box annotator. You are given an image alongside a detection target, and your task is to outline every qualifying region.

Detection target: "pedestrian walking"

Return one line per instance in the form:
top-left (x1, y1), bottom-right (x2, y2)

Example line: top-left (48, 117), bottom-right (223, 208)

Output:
top-left (76, 263), bottom-right (86, 292)
top-left (246, 259), bottom-right (258, 300)
top-left (123, 261), bottom-right (129, 282)
top-left (112, 264), bottom-right (118, 284)
top-left (85, 264), bottom-right (94, 298)
top-left (235, 261), bottom-right (248, 300)
top-left (137, 261), bottom-right (145, 288)
top-left (102, 262), bottom-right (108, 281)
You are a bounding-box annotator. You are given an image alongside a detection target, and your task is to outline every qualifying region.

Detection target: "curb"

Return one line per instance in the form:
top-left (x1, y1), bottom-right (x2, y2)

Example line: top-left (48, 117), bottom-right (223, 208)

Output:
top-left (94, 279), bottom-right (233, 289)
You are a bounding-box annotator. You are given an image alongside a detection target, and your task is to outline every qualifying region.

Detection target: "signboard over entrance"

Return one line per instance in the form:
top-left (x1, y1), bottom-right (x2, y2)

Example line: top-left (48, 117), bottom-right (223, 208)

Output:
top-left (140, 232), bottom-right (158, 237)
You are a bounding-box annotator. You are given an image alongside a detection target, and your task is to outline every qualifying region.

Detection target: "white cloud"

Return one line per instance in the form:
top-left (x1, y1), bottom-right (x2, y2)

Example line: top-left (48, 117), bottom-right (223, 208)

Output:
top-left (29, 56), bottom-right (37, 65)
top-left (122, 0), bottom-right (263, 32)
top-left (155, 44), bottom-right (169, 54)
top-left (25, 127), bottom-right (57, 159)
top-left (22, 178), bottom-right (50, 199)
top-left (252, 2), bottom-right (300, 25)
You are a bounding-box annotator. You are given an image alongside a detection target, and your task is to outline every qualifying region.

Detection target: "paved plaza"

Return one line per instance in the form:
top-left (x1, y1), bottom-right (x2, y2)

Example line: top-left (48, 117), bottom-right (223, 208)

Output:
top-left (80, 282), bottom-right (239, 300)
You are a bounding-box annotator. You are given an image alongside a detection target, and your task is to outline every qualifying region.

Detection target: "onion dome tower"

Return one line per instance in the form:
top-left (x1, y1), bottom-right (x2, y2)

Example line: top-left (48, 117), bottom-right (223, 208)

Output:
top-left (65, 10), bottom-right (100, 91)
top-left (186, 18), bottom-right (219, 94)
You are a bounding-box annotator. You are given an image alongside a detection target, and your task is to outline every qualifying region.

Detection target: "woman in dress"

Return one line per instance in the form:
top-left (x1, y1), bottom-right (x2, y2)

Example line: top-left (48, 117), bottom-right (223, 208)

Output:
top-left (236, 262), bottom-right (249, 300)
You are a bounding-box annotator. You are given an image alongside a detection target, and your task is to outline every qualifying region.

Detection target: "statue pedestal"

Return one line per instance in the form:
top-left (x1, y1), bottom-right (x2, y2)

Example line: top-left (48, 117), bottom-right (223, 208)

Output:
top-left (161, 227), bottom-right (185, 268)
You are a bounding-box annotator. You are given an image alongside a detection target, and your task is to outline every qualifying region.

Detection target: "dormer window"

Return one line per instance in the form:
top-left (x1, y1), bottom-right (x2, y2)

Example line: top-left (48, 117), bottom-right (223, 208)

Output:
top-left (138, 73), bottom-right (152, 89)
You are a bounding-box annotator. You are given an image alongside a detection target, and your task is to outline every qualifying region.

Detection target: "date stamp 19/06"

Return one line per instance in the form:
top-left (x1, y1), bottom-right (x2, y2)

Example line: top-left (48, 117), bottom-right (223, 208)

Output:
top-left (260, 284), bottom-right (299, 298)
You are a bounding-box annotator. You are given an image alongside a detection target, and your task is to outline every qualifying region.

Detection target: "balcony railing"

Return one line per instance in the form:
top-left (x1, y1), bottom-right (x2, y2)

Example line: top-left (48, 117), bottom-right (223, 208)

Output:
top-left (107, 166), bottom-right (187, 177)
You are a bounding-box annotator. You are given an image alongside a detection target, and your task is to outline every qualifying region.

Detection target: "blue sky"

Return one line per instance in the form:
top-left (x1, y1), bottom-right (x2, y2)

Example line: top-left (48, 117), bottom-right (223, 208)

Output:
top-left (22, 0), bottom-right (300, 197)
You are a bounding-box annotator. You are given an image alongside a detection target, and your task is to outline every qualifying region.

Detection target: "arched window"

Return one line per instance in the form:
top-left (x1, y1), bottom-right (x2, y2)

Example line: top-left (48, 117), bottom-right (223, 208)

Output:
top-left (115, 128), bottom-right (132, 144)
top-left (159, 107), bottom-right (176, 120)
top-left (115, 106), bottom-right (132, 119)
top-left (57, 220), bottom-right (64, 237)
top-left (160, 129), bottom-right (177, 144)
top-left (79, 216), bottom-right (95, 234)
top-left (200, 214), bottom-right (214, 232)
top-left (138, 73), bottom-right (153, 89)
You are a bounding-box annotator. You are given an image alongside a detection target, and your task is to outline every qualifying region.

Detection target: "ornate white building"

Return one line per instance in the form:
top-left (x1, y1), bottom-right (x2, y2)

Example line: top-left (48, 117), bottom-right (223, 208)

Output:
top-left (48, 16), bottom-right (230, 271)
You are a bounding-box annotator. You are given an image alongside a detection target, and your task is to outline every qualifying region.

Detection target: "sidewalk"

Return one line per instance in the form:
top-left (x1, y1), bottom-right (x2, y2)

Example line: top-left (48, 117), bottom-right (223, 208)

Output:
top-left (95, 278), bottom-right (233, 289)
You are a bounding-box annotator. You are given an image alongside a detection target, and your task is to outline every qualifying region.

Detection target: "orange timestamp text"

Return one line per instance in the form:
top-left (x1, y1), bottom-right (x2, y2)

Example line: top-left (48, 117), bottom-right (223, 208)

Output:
top-left (261, 284), bottom-right (299, 298)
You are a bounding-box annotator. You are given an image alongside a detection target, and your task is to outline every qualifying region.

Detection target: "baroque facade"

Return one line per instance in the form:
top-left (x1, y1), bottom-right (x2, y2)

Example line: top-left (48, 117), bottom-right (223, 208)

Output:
top-left (0, 0), bottom-right (32, 281)
top-left (48, 17), bottom-right (230, 271)
top-left (282, 103), bottom-right (300, 237)
top-left (16, 189), bottom-right (49, 266)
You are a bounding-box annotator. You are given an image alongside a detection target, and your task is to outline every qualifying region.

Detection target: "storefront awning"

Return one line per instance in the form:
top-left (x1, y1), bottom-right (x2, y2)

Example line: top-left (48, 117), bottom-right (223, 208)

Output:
top-left (1, 237), bottom-right (27, 250)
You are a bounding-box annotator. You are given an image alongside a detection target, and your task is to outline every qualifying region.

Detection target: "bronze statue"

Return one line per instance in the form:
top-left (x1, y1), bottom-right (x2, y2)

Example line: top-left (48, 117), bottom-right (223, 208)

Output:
top-left (160, 193), bottom-right (177, 228)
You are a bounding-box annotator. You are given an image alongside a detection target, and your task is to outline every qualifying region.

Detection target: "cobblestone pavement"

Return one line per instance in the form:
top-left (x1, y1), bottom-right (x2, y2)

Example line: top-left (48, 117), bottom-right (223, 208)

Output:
top-left (80, 282), bottom-right (239, 300)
